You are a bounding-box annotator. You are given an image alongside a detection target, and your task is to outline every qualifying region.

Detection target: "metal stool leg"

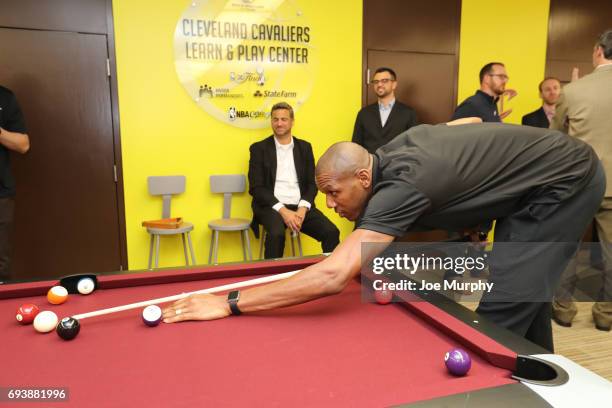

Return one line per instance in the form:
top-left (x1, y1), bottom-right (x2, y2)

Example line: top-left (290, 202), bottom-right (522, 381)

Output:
top-left (187, 232), bottom-right (197, 265)
top-left (154, 234), bottom-right (161, 268)
top-left (243, 229), bottom-right (252, 261)
top-left (259, 230), bottom-right (266, 259)
top-left (181, 233), bottom-right (189, 266)
top-left (296, 232), bottom-right (303, 257)
top-left (290, 230), bottom-right (296, 256)
top-left (212, 230), bottom-right (220, 264)
top-left (148, 234), bottom-right (155, 269)
top-left (208, 230), bottom-right (215, 264)
top-left (240, 230), bottom-right (247, 261)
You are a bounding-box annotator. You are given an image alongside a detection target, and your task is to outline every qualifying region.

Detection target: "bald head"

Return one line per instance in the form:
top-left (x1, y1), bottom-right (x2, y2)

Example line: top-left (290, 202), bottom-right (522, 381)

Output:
top-left (316, 142), bottom-right (370, 178)
top-left (315, 142), bottom-right (373, 221)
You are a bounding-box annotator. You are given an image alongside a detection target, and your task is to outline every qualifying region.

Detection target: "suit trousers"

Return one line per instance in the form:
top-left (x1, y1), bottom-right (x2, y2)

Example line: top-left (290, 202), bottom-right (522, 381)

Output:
top-left (476, 162), bottom-right (606, 351)
top-left (554, 197), bottom-right (612, 319)
top-left (254, 205), bottom-right (339, 259)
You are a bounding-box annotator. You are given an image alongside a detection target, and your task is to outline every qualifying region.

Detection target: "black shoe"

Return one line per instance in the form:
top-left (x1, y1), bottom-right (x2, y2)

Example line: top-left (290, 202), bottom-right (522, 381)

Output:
top-left (593, 314), bottom-right (611, 331)
top-left (552, 315), bottom-right (572, 328)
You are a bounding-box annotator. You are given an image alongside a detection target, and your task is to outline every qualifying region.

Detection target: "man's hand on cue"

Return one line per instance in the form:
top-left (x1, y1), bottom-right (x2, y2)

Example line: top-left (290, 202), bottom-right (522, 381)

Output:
top-left (162, 294), bottom-right (230, 323)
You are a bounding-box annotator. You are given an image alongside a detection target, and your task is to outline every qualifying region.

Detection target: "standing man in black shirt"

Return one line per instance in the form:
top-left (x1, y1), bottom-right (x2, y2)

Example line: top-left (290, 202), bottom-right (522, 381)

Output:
top-left (0, 86), bottom-right (30, 282)
top-left (452, 62), bottom-right (514, 122)
top-left (521, 77), bottom-right (561, 128)
top-left (352, 67), bottom-right (418, 153)
top-left (162, 121), bottom-right (604, 352)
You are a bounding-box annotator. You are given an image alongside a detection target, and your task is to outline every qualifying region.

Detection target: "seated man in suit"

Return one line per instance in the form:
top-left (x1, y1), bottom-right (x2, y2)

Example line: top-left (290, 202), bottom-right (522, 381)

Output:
top-left (352, 67), bottom-right (418, 153)
top-left (249, 102), bottom-right (340, 259)
top-left (521, 77), bottom-right (561, 128)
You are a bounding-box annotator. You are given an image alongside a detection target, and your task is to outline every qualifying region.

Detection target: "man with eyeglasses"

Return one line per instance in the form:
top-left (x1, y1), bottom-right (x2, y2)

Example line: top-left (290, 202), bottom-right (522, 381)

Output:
top-left (452, 62), bottom-right (511, 122)
top-left (352, 67), bottom-right (418, 153)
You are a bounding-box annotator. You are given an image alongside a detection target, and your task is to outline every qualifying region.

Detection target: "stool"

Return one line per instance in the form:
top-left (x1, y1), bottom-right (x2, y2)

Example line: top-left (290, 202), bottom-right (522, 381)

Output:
top-left (259, 228), bottom-right (303, 259)
top-left (145, 175), bottom-right (197, 269)
top-left (208, 175), bottom-right (252, 264)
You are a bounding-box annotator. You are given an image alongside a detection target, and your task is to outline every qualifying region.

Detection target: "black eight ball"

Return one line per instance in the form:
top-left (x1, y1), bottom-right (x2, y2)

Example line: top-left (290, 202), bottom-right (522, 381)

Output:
top-left (56, 317), bottom-right (81, 340)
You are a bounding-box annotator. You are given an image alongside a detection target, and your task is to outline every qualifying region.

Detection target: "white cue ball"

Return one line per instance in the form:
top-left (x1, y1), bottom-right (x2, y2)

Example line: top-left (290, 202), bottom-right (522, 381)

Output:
top-left (77, 277), bottom-right (95, 295)
top-left (142, 305), bottom-right (162, 327)
top-left (33, 311), bottom-right (59, 333)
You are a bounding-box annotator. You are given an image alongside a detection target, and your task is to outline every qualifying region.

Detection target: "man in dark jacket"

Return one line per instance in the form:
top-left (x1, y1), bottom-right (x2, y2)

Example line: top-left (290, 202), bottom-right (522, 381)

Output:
top-left (249, 102), bottom-right (339, 259)
top-left (522, 77), bottom-right (561, 128)
top-left (352, 67), bottom-right (418, 153)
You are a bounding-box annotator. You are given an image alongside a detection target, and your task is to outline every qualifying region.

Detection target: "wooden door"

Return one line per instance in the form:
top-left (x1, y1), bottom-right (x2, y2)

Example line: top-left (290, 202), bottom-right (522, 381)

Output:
top-left (363, 0), bottom-right (461, 124)
top-left (366, 51), bottom-right (458, 124)
top-left (0, 27), bottom-right (123, 280)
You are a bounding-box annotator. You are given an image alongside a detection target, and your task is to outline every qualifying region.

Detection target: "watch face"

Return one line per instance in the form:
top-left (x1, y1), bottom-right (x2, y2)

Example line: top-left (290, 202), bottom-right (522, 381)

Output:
top-left (228, 291), bottom-right (240, 301)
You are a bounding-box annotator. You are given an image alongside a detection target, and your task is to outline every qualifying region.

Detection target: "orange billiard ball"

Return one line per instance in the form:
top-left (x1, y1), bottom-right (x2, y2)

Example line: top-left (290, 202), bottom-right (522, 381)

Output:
top-left (47, 286), bottom-right (69, 305)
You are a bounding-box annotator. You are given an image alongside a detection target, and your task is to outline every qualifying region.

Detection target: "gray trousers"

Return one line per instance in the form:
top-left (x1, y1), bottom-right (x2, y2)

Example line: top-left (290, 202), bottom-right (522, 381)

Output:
top-left (555, 197), bottom-right (612, 317)
top-left (476, 162), bottom-right (606, 351)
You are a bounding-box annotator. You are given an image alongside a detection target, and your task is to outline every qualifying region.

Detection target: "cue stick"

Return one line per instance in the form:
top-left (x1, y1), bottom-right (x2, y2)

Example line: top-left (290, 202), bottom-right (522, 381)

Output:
top-left (71, 269), bottom-right (301, 321)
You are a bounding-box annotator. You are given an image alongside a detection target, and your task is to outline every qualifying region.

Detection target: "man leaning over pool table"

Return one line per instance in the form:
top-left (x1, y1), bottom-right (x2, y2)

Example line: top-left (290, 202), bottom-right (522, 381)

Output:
top-left (163, 117), bottom-right (605, 352)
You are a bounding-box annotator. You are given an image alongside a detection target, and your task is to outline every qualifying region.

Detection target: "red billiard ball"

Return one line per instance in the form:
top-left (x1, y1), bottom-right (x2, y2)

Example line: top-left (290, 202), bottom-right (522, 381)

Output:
top-left (16, 303), bottom-right (40, 325)
top-left (374, 289), bottom-right (393, 305)
top-left (445, 348), bottom-right (472, 376)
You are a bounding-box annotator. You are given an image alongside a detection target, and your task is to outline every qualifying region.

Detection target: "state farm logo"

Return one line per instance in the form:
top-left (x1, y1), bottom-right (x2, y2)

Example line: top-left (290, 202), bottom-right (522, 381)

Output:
top-left (252, 90), bottom-right (297, 98)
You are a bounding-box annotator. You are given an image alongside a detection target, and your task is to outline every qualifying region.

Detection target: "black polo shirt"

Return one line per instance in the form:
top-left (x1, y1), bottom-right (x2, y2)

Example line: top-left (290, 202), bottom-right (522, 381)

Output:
top-left (451, 90), bottom-right (501, 122)
top-left (356, 123), bottom-right (598, 236)
top-left (0, 86), bottom-right (27, 198)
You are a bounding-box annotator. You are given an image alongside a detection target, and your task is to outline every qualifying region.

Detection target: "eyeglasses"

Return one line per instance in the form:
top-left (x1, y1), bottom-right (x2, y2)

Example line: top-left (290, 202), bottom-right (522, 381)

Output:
top-left (488, 74), bottom-right (509, 81)
top-left (371, 78), bottom-right (394, 85)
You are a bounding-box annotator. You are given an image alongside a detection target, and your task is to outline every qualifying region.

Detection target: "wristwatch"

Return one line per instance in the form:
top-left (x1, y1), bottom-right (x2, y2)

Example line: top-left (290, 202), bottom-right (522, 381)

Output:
top-left (227, 290), bottom-right (241, 316)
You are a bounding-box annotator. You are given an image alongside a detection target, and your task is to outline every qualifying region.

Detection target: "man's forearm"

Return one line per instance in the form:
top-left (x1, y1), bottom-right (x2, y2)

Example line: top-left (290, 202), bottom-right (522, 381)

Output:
top-left (234, 228), bottom-right (394, 313)
top-left (236, 259), bottom-right (344, 313)
top-left (0, 128), bottom-right (29, 153)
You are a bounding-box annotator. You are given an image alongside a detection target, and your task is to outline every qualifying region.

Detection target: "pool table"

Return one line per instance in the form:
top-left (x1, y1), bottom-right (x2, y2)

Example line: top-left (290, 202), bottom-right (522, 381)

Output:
top-left (0, 256), bottom-right (609, 407)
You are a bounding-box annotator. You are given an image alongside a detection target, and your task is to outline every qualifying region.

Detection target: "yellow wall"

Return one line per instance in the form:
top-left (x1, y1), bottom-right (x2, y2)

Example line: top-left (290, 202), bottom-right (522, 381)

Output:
top-left (457, 0), bottom-right (550, 124)
top-left (113, 0), bottom-right (362, 269)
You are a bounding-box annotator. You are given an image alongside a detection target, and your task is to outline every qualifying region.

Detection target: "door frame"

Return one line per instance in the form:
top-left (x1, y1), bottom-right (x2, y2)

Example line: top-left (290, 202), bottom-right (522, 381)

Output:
top-left (105, 0), bottom-right (128, 269)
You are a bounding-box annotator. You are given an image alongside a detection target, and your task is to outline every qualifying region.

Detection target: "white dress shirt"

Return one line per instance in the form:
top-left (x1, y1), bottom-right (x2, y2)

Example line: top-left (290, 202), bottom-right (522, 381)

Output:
top-left (379, 99), bottom-right (395, 127)
top-left (272, 136), bottom-right (311, 212)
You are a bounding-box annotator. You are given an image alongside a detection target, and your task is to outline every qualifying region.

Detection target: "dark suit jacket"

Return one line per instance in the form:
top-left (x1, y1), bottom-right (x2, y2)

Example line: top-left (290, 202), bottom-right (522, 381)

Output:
top-left (352, 101), bottom-right (418, 153)
top-left (248, 135), bottom-right (317, 237)
top-left (521, 107), bottom-right (549, 128)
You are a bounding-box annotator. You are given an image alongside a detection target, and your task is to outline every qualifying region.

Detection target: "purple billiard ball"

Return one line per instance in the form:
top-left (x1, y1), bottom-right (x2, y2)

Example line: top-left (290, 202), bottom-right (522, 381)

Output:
top-left (445, 348), bottom-right (471, 376)
top-left (142, 305), bottom-right (162, 327)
